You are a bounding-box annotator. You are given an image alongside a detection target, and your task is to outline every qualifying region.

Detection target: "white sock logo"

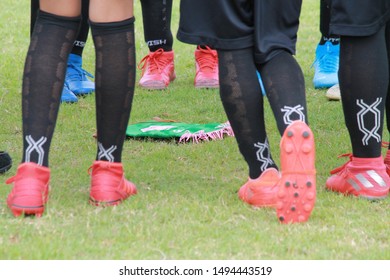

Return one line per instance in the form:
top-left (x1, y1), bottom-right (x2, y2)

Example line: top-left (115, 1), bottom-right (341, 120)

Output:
top-left (25, 135), bottom-right (47, 165)
top-left (254, 138), bottom-right (274, 171)
top-left (281, 105), bottom-right (305, 125)
top-left (356, 98), bottom-right (382, 145)
top-left (98, 142), bottom-right (117, 162)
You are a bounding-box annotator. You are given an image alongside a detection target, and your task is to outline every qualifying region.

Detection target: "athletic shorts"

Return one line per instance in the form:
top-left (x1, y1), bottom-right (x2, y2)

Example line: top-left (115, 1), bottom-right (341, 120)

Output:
top-left (329, 0), bottom-right (390, 36)
top-left (177, 0), bottom-right (302, 64)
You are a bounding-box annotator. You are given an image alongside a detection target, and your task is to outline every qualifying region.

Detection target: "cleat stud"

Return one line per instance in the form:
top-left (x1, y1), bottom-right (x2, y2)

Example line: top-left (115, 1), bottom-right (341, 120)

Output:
top-left (285, 181), bottom-right (291, 187)
top-left (294, 192), bottom-right (299, 197)
top-left (298, 215), bottom-right (306, 222)
top-left (306, 181), bottom-right (312, 187)
top-left (302, 144), bottom-right (312, 153)
top-left (284, 144), bottom-right (293, 153)
top-left (306, 192), bottom-right (315, 200)
top-left (302, 131), bottom-right (310, 138)
top-left (304, 204), bottom-right (312, 212)
top-left (287, 131), bottom-right (293, 137)
top-left (291, 206), bottom-right (296, 211)
top-left (277, 191), bottom-right (286, 199)
top-left (279, 216), bottom-right (285, 222)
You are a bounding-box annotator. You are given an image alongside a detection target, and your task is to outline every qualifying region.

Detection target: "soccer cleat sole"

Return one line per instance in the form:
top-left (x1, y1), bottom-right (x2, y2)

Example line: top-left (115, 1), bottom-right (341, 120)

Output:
top-left (277, 121), bottom-right (316, 224)
top-left (8, 204), bottom-right (45, 217)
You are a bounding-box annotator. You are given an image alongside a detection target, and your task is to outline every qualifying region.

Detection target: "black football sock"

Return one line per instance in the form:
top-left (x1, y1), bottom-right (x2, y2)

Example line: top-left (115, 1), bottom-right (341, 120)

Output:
top-left (339, 27), bottom-right (388, 158)
top-left (90, 18), bottom-right (136, 163)
top-left (218, 48), bottom-right (278, 179)
top-left (71, 0), bottom-right (90, 57)
top-left (257, 51), bottom-right (308, 136)
top-left (22, 11), bottom-right (80, 167)
top-left (30, 0), bottom-right (39, 36)
top-left (140, 0), bottom-right (173, 52)
top-left (385, 22), bottom-right (390, 148)
top-left (319, 0), bottom-right (339, 45)
top-left (31, 0), bottom-right (89, 57)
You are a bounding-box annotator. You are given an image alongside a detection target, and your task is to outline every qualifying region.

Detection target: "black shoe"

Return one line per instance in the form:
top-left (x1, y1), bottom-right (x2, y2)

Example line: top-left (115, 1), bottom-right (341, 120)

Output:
top-left (0, 151), bottom-right (12, 174)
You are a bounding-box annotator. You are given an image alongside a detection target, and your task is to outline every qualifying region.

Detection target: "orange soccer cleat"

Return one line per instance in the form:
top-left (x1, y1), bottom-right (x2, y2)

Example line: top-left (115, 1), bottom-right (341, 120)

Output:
top-left (326, 154), bottom-right (390, 200)
top-left (138, 49), bottom-right (176, 90)
top-left (276, 121), bottom-right (316, 224)
top-left (89, 161), bottom-right (137, 206)
top-left (238, 168), bottom-right (281, 208)
top-left (6, 162), bottom-right (50, 217)
top-left (194, 46), bottom-right (219, 89)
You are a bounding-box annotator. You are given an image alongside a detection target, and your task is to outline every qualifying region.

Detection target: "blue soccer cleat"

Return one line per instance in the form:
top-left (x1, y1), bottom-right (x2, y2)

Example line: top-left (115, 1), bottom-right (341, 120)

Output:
top-left (66, 53), bottom-right (95, 96)
top-left (61, 83), bottom-right (78, 103)
top-left (312, 42), bottom-right (339, 89)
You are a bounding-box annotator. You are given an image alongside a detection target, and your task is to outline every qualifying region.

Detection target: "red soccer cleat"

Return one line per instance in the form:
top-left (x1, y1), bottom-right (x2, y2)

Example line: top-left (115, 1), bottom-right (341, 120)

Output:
top-left (326, 154), bottom-right (390, 200)
top-left (89, 161), bottom-right (137, 206)
top-left (276, 121), bottom-right (316, 224)
top-left (6, 162), bottom-right (50, 217)
top-left (238, 168), bottom-right (280, 208)
top-left (138, 49), bottom-right (176, 90)
top-left (194, 46), bottom-right (219, 89)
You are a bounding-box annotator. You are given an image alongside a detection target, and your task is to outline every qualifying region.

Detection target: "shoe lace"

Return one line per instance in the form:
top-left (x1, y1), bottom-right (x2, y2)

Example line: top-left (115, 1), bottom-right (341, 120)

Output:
top-left (196, 46), bottom-right (218, 73)
top-left (329, 153), bottom-right (352, 175)
top-left (5, 175), bottom-right (16, 184)
top-left (311, 44), bottom-right (339, 73)
top-left (137, 48), bottom-right (170, 74)
top-left (66, 63), bottom-right (94, 82)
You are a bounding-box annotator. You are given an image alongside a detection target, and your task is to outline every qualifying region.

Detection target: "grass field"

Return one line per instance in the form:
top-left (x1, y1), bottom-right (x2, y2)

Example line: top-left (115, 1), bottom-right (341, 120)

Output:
top-left (0, 0), bottom-right (389, 260)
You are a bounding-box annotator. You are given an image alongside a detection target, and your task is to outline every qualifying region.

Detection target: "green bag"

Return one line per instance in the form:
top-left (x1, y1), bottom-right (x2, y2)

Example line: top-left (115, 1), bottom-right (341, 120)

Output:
top-left (126, 120), bottom-right (234, 143)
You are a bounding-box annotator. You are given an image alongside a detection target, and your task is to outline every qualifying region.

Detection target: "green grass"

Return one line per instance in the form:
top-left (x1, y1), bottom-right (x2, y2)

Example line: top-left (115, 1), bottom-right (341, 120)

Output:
top-left (0, 0), bottom-right (389, 260)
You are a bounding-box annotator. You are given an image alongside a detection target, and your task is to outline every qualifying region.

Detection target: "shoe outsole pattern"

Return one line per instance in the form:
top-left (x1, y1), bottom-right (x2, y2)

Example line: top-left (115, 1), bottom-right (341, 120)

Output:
top-left (139, 73), bottom-right (176, 90)
top-left (277, 121), bottom-right (316, 224)
top-left (194, 79), bottom-right (219, 89)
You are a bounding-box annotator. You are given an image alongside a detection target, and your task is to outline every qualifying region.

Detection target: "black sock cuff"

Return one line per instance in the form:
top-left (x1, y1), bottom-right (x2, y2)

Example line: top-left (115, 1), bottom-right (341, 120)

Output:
top-left (37, 10), bottom-right (81, 29)
top-left (90, 17), bottom-right (135, 36)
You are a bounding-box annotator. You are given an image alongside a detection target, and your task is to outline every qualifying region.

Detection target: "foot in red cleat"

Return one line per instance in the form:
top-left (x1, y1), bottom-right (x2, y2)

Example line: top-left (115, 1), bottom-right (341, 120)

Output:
top-left (138, 49), bottom-right (176, 90)
top-left (326, 154), bottom-right (390, 200)
top-left (238, 168), bottom-right (280, 208)
top-left (277, 121), bottom-right (316, 224)
top-left (194, 46), bottom-right (219, 89)
top-left (89, 161), bottom-right (137, 206)
top-left (6, 162), bottom-right (50, 217)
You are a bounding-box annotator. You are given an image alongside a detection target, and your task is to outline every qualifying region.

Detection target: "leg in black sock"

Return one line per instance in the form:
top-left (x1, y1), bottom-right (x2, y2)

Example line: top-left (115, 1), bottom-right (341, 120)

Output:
top-left (218, 48), bottom-right (278, 179)
top-left (385, 22), bottom-right (390, 147)
top-left (140, 0), bottom-right (173, 52)
top-left (31, 0), bottom-right (89, 57)
top-left (71, 0), bottom-right (90, 57)
top-left (319, 0), bottom-right (339, 45)
top-left (258, 51), bottom-right (308, 135)
top-left (30, 0), bottom-right (39, 36)
top-left (22, 11), bottom-right (80, 167)
top-left (339, 27), bottom-right (388, 158)
top-left (90, 18), bottom-right (136, 163)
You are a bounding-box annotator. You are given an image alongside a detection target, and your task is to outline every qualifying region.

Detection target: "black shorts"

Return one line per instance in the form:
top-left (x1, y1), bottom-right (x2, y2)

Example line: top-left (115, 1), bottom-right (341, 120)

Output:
top-left (329, 0), bottom-right (390, 36)
top-left (177, 0), bottom-right (302, 64)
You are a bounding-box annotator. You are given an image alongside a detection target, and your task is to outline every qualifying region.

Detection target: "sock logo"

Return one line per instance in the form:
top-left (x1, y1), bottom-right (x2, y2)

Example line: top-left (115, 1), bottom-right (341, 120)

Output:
top-left (147, 39), bottom-right (167, 47)
top-left (356, 98), bottom-right (382, 145)
top-left (25, 135), bottom-right (47, 165)
top-left (73, 40), bottom-right (86, 48)
top-left (254, 138), bottom-right (274, 171)
top-left (281, 105), bottom-right (305, 125)
top-left (98, 142), bottom-right (117, 162)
